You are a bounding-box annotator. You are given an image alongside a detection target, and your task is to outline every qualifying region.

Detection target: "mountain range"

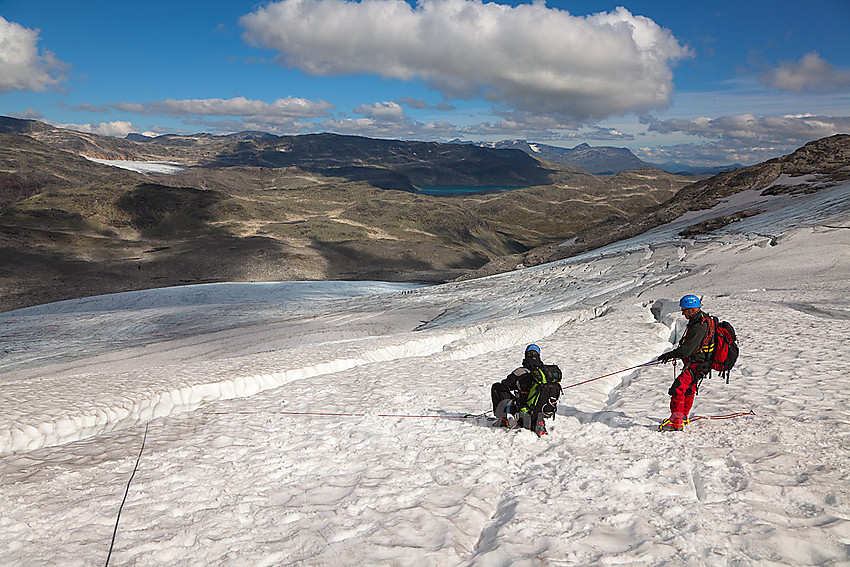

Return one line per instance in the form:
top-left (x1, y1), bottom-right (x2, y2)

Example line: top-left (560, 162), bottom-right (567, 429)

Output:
top-left (0, 116), bottom-right (689, 311)
top-left (471, 139), bottom-right (653, 174)
top-left (465, 139), bottom-right (741, 176)
top-left (1, 115), bottom-right (846, 312)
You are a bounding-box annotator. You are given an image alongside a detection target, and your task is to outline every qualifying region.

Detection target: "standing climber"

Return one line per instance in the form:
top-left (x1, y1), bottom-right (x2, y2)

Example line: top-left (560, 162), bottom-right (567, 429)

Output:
top-left (656, 295), bottom-right (716, 432)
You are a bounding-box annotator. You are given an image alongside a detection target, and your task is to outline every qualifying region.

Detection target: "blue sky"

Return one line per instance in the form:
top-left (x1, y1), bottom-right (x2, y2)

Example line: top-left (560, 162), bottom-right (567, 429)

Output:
top-left (1, 0), bottom-right (849, 167)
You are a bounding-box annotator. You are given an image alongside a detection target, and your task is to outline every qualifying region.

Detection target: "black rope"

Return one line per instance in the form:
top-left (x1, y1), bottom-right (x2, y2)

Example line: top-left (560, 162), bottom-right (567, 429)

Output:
top-left (105, 422), bottom-right (149, 567)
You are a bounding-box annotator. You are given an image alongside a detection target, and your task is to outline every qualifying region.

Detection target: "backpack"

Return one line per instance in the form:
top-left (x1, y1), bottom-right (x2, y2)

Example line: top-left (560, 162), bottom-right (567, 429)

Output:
top-left (709, 317), bottom-right (739, 383)
top-left (523, 364), bottom-right (562, 419)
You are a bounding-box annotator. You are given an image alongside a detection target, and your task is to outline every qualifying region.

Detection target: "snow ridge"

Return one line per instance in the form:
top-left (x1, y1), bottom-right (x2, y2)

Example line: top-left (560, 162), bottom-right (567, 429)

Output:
top-left (0, 305), bottom-right (598, 456)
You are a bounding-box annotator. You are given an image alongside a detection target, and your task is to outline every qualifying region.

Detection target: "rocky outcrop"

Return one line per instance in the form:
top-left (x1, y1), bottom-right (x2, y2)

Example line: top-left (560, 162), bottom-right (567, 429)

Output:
top-left (0, 116), bottom-right (55, 134)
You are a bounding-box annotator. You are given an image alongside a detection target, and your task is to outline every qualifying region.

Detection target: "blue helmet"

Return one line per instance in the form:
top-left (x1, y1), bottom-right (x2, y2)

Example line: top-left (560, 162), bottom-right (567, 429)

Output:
top-left (525, 344), bottom-right (541, 356)
top-left (679, 294), bottom-right (701, 309)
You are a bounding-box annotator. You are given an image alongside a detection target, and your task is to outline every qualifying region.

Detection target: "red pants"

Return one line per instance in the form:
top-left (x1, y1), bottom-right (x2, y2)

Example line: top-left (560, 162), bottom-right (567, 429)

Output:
top-left (668, 362), bottom-right (703, 427)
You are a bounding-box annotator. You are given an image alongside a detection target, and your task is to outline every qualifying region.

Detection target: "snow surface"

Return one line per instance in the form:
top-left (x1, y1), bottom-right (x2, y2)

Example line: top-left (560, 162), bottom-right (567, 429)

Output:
top-left (1, 182), bottom-right (849, 565)
top-left (82, 157), bottom-right (187, 174)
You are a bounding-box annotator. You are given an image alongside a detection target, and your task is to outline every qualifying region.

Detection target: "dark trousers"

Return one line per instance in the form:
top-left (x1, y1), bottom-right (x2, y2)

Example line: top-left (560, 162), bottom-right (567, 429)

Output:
top-left (491, 382), bottom-right (515, 417)
top-left (491, 383), bottom-right (536, 429)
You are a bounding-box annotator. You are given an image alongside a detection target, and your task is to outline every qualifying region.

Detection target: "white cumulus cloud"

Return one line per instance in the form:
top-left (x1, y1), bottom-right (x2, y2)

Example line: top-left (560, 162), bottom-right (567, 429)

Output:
top-left (113, 96), bottom-right (333, 120)
top-left (396, 97), bottom-right (455, 111)
top-left (240, 0), bottom-right (690, 123)
top-left (638, 113), bottom-right (850, 167)
top-left (57, 121), bottom-right (137, 137)
top-left (0, 16), bottom-right (67, 93)
top-left (646, 113), bottom-right (850, 144)
top-left (354, 101), bottom-right (407, 122)
top-left (760, 52), bottom-right (850, 93)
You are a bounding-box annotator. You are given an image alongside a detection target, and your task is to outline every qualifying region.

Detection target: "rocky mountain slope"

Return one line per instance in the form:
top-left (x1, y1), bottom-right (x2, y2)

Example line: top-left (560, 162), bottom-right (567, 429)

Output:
top-left (467, 134), bottom-right (850, 279)
top-left (478, 139), bottom-right (653, 174)
top-left (0, 117), bottom-right (691, 311)
top-left (468, 137), bottom-right (745, 176)
top-left (15, 120), bottom-right (555, 191)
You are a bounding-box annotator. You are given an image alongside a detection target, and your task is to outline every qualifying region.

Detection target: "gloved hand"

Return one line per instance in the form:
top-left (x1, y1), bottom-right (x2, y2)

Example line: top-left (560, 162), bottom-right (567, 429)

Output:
top-left (657, 352), bottom-right (675, 364)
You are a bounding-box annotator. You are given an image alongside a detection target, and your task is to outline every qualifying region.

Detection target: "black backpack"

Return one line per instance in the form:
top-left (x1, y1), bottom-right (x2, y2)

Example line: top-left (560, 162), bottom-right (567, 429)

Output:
top-left (523, 364), bottom-right (562, 418)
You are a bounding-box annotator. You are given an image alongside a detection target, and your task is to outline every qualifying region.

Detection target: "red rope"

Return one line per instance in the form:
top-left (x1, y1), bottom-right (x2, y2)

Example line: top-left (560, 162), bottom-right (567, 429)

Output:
top-left (207, 408), bottom-right (756, 424)
top-left (689, 410), bottom-right (756, 422)
top-left (377, 414), bottom-right (478, 419)
top-left (203, 364), bottom-right (755, 423)
top-left (207, 410), bottom-right (484, 420)
top-left (562, 361), bottom-right (663, 390)
top-left (204, 363), bottom-right (665, 421)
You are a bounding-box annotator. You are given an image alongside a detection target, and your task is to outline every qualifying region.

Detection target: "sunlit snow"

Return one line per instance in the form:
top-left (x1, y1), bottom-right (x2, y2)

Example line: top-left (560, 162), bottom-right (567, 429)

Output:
top-left (1, 181), bottom-right (849, 566)
top-left (82, 157), bottom-right (187, 174)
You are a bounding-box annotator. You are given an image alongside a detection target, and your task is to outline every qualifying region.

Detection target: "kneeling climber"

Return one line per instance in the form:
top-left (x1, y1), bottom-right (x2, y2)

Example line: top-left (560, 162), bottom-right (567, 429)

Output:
top-left (491, 344), bottom-right (562, 437)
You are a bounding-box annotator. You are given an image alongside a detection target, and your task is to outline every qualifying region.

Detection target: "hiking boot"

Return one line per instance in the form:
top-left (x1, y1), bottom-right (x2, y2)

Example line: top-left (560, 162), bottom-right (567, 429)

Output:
top-left (659, 417), bottom-right (683, 431)
top-left (495, 414), bottom-right (518, 429)
top-left (659, 417), bottom-right (684, 429)
top-left (534, 418), bottom-right (548, 437)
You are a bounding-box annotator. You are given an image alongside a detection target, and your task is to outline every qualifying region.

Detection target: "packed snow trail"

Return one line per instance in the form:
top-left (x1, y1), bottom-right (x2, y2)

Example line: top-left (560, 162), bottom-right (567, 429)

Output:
top-left (1, 182), bottom-right (849, 565)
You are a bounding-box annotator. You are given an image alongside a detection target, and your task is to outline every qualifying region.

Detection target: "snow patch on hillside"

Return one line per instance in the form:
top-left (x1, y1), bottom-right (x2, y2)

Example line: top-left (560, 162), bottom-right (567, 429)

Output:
top-left (83, 156), bottom-right (187, 174)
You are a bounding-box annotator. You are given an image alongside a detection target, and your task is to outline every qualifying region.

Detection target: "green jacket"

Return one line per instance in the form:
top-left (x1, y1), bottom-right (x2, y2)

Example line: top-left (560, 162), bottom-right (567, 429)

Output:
top-left (668, 311), bottom-right (714, 364)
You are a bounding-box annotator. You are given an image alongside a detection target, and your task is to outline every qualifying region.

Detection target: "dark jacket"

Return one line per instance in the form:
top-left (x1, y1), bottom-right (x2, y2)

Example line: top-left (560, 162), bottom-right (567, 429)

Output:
top-left (499, 355), bottom-right (543, 406)
top-left (667, 310), bottom-right (714, 364)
